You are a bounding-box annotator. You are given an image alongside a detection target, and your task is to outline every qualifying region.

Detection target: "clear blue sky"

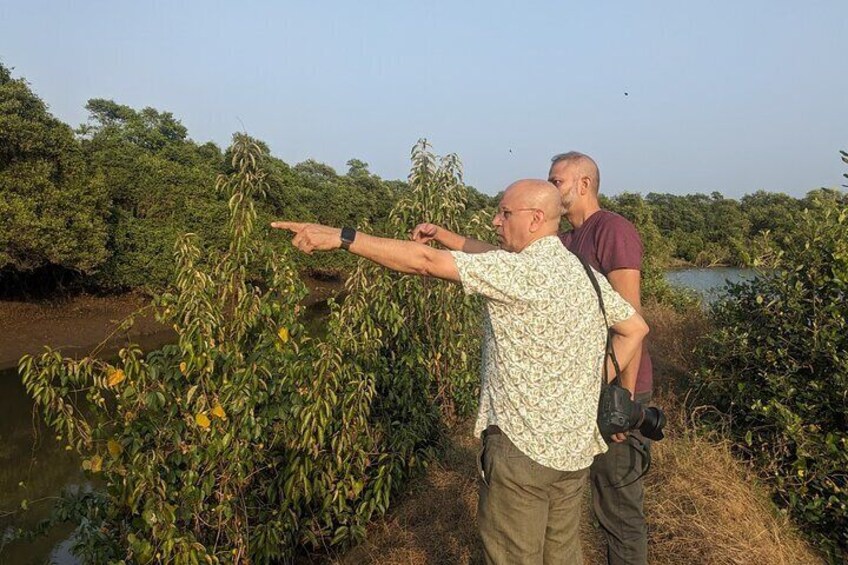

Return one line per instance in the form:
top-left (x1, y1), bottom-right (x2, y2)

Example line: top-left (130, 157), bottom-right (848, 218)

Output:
top-left (2, 1), bottom-right (846, 197)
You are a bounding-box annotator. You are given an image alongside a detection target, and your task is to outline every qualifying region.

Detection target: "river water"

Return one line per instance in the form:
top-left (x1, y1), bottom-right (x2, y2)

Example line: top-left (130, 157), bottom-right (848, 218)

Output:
top-left (0, 268), bottom-right (752, 561)
top-left (664, 267), bottom-right (755, 303)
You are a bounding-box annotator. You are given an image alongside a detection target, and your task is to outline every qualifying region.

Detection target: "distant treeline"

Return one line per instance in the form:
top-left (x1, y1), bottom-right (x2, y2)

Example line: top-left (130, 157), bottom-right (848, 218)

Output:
top-left (1, 62), bottom-right (845, 296)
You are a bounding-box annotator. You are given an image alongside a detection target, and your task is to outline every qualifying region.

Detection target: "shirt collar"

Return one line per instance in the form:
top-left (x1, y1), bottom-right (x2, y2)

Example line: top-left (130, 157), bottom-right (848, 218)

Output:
top-left (520, 235), bottom-right (562, 254)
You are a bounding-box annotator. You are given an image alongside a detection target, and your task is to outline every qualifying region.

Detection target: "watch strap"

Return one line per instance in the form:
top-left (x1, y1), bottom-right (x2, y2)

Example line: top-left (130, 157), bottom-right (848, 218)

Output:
top-left (340, 226), bottom-right (356, 250)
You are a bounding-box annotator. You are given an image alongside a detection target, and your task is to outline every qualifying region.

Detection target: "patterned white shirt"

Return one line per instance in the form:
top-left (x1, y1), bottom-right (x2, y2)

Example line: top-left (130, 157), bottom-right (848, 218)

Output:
top-left (451, 235), bottom-right (636, 471)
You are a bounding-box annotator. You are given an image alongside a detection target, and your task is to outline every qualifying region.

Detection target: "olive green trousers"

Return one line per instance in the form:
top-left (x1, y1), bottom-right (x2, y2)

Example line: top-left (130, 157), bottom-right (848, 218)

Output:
top-left (477, 430), bottom-right (589, 565)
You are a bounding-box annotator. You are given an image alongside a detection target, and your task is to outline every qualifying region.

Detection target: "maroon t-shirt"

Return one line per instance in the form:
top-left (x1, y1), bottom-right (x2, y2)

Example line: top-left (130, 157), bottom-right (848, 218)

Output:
top-left (559, 210), bottom-right (653, 394)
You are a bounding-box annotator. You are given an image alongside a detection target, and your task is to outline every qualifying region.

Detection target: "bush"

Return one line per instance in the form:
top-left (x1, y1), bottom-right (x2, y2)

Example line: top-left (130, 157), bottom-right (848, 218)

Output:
top-left (694, 194), bottom-right (848, 562)
top-left (16, 137), bottom-right (484, 563)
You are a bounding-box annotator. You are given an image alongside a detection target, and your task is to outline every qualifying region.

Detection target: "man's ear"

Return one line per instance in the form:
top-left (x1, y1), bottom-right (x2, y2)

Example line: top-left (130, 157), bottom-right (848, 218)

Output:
top-left (579, 175), bottom-right (592, 195)
top-left (529, 209), bottom-right (546, 232)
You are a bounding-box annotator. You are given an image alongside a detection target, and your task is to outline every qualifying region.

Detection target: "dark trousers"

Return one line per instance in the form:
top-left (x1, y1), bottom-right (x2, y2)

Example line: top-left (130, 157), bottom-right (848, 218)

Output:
top-left (590, 391), bottom-right (652, 565)
top-left (478, 428), bottom-right (589, 565)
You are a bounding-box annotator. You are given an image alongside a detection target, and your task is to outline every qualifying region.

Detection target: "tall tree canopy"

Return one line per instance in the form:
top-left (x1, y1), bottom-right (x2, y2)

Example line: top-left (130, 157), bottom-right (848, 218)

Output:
top-left (0, 64), bottom-right (108, 277)
top-left (78, 98), bottom-right (226, 288)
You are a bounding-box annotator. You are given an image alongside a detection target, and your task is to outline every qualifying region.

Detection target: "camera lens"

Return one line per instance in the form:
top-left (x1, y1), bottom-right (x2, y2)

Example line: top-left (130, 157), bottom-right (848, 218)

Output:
top-left (638, 407), bottom-right (666, 441)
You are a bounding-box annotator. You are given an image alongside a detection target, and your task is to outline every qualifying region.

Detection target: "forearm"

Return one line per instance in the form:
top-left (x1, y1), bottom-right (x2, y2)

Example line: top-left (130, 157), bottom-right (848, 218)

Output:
top-left (607, 313), bottom-right (649, 385)
top-left (435, 227), bottom-right (497, 254)
top-left (607, 334), bottom-right (643, 385)
top-left (350, 232), bottom-right (458, 281)
top-left (617, 346), bottom-right (642, 396)
top-left (606, 269), bottom-right (645, 392)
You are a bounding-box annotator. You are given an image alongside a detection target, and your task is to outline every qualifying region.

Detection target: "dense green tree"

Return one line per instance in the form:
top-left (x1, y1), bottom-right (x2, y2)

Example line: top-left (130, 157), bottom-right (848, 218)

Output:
top-left (644, 192), bottom-right (750, 266)
top-left (698, 192), bottom-right (750, 266)
top-left (802, 186), bottom-right (848, 207)
top-left (740, 190), bottom-right (801, 235)
top-left (5, 59), bottom-right (838, 294)
top-left (78, 99), bottom-right (226, 288)
top-left (0, 64), bottom-right (108, 280)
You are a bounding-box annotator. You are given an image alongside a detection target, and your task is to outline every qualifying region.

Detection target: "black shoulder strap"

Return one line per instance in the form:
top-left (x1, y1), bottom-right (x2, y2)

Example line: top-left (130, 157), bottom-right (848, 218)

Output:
top-left (575, 255), bottom-right (622, 385)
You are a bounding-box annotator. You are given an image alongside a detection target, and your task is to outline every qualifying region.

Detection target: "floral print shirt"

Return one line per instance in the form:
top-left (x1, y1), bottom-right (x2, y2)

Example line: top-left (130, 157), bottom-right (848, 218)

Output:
top-left (451, 236), bottom-right (635, 471)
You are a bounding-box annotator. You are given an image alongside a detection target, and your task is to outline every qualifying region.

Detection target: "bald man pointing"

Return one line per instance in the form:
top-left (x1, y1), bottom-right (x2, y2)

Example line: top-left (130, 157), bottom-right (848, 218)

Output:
top-left (272, 179), bottom-right (648, 565)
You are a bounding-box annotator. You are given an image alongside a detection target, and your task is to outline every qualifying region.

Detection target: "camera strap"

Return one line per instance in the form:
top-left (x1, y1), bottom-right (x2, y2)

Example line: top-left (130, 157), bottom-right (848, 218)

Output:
top-left (575, 256), bottom-right (621, 386)
top-left (577, 255), bottom-right (652, 488)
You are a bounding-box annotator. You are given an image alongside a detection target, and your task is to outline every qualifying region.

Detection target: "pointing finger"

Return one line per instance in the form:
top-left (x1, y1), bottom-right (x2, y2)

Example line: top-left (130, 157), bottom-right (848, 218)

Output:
top-left (271, 221), bottom-right (306, 233)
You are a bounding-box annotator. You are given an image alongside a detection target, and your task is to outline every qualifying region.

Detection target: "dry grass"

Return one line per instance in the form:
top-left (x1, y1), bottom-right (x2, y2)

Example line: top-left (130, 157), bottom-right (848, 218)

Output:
top-left (318, 304), bottom-right (822, 564)
top-left (333, 428), bottom-right (482, 565)
top-left (643, 405), bottom-right (821, 565)
top-left (328, 420), bottom-right (619, 565)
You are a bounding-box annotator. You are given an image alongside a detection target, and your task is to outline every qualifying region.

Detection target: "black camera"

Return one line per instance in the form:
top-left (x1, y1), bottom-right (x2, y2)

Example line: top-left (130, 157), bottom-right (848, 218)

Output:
top-left (597, 383), bottom-right (666, 442)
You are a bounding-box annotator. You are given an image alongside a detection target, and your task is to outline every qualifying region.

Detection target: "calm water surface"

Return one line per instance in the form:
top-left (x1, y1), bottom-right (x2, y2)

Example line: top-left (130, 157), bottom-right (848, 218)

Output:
top-left (664, 267), bottom-right (756, 303)
top-left (0, 364), bottom-right (85, 564)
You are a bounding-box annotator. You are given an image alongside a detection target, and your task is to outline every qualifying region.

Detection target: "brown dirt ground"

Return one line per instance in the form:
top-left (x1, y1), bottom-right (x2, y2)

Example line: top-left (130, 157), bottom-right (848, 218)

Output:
top-left (0, 292), bottom-right (172, 370)
top-left (0, 279), bottom-right (345, 371)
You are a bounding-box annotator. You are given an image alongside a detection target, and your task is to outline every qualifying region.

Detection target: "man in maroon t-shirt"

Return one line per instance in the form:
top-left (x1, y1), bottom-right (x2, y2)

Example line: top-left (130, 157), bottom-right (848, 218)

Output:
top-left (411, 152), bottom-right (652, 565)
top-left (549, 151), bottom-right (651, 565)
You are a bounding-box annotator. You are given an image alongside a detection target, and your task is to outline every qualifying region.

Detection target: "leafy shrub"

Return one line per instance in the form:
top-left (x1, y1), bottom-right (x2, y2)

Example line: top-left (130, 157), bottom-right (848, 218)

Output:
top-left (16, 137), bottom-right (484, 563)
top-left (694, 194), bottom-right (848, 562)
top-left (330, 139), bottom-right (489, 428)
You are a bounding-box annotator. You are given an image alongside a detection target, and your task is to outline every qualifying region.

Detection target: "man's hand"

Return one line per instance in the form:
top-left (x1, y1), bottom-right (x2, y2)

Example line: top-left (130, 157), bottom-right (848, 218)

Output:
top-left (270, 221), bottom-right (341, 254)
top-left (410, 223), bottom-right (439, 244)
top-left (610, 432), bottom-right (628, 443)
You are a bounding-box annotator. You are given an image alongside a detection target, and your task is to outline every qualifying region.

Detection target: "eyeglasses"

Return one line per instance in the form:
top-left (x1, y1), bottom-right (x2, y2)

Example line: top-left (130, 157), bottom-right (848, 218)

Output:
top-left (495, 208), bottom-right (541, 220)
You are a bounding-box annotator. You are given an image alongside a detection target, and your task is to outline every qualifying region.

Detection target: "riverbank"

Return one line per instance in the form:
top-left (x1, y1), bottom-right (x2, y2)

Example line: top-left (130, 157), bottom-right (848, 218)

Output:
top-left (0, 293), bottom-right (168, 371)
top-left (0, 279), bottom-right (346, 371)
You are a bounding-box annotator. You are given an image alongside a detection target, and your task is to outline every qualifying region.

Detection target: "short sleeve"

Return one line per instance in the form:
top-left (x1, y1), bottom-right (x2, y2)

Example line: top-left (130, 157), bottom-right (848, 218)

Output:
top-left (595, 269), bottom-right (636, 327)
top-left (595, 215), bottom-right (643, 274)
top-left (450, 250), bottom-right (526, 304)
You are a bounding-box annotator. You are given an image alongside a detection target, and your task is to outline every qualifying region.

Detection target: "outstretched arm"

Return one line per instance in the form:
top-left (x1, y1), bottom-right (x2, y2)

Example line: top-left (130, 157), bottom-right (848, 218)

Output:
top-left (411, 223), bottom-right (497, 254)
top-left (272, 222), bottom-right (460, 282)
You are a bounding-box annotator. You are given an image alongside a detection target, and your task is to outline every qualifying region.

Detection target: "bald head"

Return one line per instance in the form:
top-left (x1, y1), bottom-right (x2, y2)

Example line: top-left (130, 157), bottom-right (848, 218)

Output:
top-left (550, 151), bottom-right (600, 194)
top-left (504, 179), bottom-right (562, 225)
top-left (493, 179), bottom-right (562, 251)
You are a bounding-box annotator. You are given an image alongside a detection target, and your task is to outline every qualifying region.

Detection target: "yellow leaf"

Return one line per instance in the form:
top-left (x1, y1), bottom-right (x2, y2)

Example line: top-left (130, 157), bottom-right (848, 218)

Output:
top-left (211, 403), bottom-right (226, 420)
top-left (90, 455), bottom-right (103, 473)
top-left (107, 369), bottom-right (126, 387)
top-left (278, 327), bottom-right (289, 343)
top-left (179, 361), bottom-right (187, 375)
top-left (107, 439), bottom-right (122, 457)
top-left (195, 412), bottom-right (211, 429)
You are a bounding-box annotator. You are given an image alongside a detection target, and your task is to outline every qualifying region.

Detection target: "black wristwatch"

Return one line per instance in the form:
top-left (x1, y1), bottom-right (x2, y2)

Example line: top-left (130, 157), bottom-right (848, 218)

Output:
top-left (340, 227), bottom-right (356, 250)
